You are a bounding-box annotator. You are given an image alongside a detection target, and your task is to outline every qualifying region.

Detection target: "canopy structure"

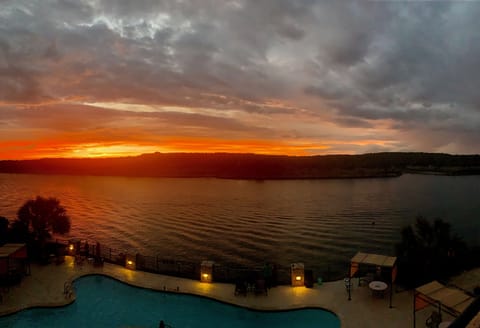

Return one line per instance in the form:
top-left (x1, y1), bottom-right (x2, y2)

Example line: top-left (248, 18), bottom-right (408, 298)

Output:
top-left (413, 280), bottom-right (474, 328)
top-left (349, 252), bottom-right (398, 307)
top-left (0, 243), bottom-right (27, 259)
top-left (0, 243), bottom-right (30, 278)
top-left (350, 252), bottom-right (397, 268)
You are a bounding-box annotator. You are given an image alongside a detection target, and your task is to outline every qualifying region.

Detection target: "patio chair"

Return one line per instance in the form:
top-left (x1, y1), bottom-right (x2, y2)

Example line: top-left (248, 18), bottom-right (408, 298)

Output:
top-left (234, 280), bottom-right (247, 296)
top-left (75, 254), bottom-right (84, 265)
top-left (93, 256), bottom-right (104, 267)
top-left (254, 279), bottom-right (268, 296)
top-left (426, 311), bottom-right (442, 328)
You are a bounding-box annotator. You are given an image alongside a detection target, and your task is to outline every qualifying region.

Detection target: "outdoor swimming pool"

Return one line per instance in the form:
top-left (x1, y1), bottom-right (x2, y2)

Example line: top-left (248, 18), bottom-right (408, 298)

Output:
top-left (0, 275), bottom-right (340, 327)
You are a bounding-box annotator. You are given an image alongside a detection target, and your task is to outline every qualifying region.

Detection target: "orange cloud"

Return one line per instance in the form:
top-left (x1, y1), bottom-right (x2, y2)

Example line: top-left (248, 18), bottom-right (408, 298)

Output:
top-left (154, 137), bottom-right (330, 156)
top-left (0, 98), bottom-right (401, 160)
top-left (0, 137), bottom-right (332, 160)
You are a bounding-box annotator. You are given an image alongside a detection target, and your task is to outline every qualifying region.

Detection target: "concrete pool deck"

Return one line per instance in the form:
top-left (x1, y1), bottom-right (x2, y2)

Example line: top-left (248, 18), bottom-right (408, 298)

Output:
top-left (0, 256), bottom-right (458, 327)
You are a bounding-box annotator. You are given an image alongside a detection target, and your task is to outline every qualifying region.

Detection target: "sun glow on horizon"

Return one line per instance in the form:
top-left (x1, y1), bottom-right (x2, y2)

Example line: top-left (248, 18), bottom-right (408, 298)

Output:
top-left (67, 144), bottom-right (167, 158)
top-left (54, 139), bottom-right (327, 158)
top-left (0, 137), bottom-right (337, 160)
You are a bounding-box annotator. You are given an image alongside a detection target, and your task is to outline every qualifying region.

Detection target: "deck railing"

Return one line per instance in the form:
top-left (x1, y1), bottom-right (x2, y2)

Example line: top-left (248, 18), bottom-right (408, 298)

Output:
top-left (52, 238), bottom-right (340, 285)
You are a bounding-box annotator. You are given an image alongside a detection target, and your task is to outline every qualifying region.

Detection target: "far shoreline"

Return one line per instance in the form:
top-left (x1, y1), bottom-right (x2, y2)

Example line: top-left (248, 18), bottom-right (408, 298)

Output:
top-left (2, 169), bottom-right (480, 181)
top-left (0, 170), bottom-right (404, 180)
top-left (1, 152), bottom-right (480, 180)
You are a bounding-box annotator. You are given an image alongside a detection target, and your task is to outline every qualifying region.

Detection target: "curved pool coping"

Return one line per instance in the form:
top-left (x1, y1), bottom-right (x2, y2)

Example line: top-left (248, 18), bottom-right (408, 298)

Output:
top-left (0, 273), bottom-right (339, 316)
top-left (0, 258), bottom-right (425, 328)
top-left (0, 267), bottom-right (341, 326)
top-left (77, 273), bottom-right (341, 316)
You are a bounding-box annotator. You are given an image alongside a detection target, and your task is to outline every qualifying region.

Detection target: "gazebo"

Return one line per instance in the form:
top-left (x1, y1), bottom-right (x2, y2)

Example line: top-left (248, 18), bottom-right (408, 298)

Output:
top-left (413, 280), bottom-right (474, 328)
top-left (349, 252), bottom-right (398, 307)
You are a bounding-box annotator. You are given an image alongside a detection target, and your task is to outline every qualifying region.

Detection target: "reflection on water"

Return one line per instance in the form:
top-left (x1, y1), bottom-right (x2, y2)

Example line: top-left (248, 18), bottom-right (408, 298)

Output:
top-left (0, 173), bottom-right (479, 278)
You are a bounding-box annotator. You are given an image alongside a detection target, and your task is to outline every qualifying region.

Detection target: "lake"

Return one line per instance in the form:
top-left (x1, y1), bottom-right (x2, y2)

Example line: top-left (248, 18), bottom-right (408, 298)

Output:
top-left (0, 173), bottom-right (479, 279)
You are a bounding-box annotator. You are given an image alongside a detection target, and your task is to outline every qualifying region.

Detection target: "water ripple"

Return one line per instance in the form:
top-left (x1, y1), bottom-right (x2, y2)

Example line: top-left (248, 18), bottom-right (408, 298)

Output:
top-left (1, 173), bottom-right (480, 278)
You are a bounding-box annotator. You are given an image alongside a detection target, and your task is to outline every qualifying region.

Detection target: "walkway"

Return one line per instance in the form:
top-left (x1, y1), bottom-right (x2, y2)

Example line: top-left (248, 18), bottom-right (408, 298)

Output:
top-left (0, 256), bottom-right (436, 327)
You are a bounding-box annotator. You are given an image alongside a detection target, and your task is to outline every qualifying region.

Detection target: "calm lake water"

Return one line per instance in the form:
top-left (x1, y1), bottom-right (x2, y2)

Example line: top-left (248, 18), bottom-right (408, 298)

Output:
top-left (0, 173), bottom-right (479, 278)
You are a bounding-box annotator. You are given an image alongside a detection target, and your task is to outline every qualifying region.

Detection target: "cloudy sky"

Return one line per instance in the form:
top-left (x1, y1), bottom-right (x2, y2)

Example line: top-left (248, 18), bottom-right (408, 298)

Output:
top-left (1, 0), bottom-right (480, 159)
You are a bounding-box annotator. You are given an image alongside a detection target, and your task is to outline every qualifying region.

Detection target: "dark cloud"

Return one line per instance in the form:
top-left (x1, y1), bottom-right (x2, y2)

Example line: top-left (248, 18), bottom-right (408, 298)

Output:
top-left (1, 0), bottom-right (480, 154)
top-left (330, 117), bottom-right (374, 129)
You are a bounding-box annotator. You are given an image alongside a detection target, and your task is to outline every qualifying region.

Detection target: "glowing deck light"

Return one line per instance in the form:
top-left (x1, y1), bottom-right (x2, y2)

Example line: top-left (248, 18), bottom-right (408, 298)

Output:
top-left (125, 255), bottom-right (136, 270)
top-left (200, 261), bottom-right (214, 283)
top-left (291, 263), bottom-right (305, 287)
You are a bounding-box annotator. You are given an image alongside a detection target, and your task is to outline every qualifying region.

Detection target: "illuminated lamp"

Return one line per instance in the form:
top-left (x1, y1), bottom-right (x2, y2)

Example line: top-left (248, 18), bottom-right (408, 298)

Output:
top-left (200, 260), bottom-right (214, 283)
top-left (68, 243), bottom-right (75, 255)
top-left (291, 263), bottom-right (305, 287)
top-left (125, 254), bottom-right (136, 270)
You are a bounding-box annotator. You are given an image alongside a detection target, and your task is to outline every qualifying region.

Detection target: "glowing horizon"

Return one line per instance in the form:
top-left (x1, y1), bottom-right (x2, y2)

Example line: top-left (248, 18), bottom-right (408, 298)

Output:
top-left (1, 1), bottom-right (480, 160)
top-left (0, 137), bottom-right (333, 160)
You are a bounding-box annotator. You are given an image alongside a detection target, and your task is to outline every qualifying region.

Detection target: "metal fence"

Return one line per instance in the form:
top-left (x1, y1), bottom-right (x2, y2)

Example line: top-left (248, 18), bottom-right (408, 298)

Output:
top-left (52, 238), bottom-right (339, 285)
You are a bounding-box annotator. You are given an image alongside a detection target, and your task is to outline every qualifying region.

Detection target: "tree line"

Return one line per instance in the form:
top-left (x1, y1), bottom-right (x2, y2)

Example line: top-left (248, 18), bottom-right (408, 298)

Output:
top-left (1, 152), bottom-right (480, 179)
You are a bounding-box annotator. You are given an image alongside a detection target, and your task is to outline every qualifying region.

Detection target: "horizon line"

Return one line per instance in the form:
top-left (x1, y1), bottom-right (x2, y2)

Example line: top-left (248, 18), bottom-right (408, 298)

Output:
top-left (1, 150), bottom-right (479, 162)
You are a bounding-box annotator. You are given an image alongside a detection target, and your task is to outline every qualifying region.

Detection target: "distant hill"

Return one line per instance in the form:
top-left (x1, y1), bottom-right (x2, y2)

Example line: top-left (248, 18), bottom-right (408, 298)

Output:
top-left (1, 152), bottom-right (480, 179)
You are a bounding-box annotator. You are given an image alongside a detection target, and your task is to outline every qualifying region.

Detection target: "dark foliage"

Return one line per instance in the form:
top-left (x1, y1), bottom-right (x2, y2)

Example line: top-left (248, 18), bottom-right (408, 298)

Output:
top-left (16, 196), bottom-right (71, 242)
top-left (0, 216), bottom-right (8, 246)
top-left (11, 196), bottom-right (70, 261)
top-left (8, 219), bottom-right (29, 243)
top-left (0, 152), bottom-right (479, 179)
top-left (395, 216), bottom-right (468, 288)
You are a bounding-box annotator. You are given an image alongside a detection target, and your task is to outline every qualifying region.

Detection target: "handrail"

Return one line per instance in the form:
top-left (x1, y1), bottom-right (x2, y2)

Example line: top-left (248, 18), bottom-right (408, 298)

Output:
top-left (50, 239), bottom-right (324, 285)
top-left (63, 281), bottom-right (74, 299)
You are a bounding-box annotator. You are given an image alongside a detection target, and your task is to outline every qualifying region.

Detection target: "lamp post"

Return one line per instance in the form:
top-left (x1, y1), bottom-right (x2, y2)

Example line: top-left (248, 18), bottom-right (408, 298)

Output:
top-left (291, 263), bottom-right (304, 287)
top-left (68, 243), bottom-right (75, 255)
top-left (200, 260), bottom-right (214, 283)
top-left (125, 254), bottom-right (136, 270)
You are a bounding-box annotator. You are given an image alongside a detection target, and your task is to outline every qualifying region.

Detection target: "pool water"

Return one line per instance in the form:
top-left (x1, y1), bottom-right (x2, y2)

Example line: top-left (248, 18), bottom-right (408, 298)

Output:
top-left (0, 275), bottom-right (340, 327)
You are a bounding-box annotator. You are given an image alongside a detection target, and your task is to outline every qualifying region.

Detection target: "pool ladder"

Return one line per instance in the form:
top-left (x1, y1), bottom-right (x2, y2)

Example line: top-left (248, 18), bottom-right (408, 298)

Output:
top-left (63, 281), bottom-right (75, 299)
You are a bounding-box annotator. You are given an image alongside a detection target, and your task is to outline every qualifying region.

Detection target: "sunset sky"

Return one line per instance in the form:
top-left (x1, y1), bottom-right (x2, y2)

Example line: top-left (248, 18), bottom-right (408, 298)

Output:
top-left (1, 1), bottom-right (480, 159)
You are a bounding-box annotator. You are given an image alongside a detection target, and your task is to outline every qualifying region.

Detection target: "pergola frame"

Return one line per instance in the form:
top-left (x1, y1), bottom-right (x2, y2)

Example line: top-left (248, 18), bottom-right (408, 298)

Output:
top-left (413, 281), bottom-right (474, 328)
top-left (0, 243), bottom-right (30, 278)
top-left (349, 252), bottom-right (397, 308)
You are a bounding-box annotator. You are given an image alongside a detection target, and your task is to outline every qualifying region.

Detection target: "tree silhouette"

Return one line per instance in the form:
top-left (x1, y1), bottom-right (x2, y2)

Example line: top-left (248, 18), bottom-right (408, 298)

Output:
top-left (395, 216), bottom-right (466, 287)
top-left (8, 218), bottom-right (29, 243)
top-left (16, 196), bottom-right (71, 244)
top-left (0, 216), bottom-right (8, 246)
